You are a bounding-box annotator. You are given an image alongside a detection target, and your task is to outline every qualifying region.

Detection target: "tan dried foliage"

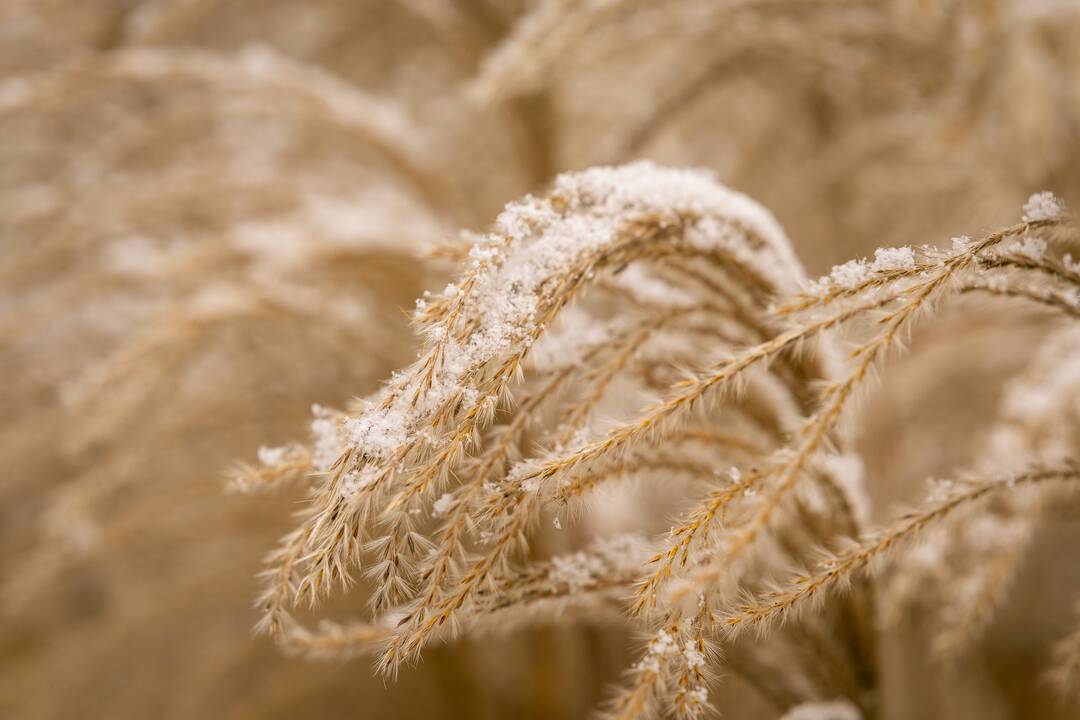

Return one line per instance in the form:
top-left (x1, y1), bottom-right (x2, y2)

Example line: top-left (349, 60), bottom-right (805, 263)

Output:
top-left (5, 2), bottom-right (1080, 720)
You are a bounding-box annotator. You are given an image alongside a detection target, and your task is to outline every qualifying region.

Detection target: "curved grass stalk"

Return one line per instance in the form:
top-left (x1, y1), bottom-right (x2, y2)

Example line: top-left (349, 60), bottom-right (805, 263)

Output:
top-left (722, 466), bottom-right (1080, 633)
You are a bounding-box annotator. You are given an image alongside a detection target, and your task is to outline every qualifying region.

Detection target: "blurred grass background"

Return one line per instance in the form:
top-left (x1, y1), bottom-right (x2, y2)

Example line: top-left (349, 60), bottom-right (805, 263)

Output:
top-left (3, 1), bottom-right (1080, 718)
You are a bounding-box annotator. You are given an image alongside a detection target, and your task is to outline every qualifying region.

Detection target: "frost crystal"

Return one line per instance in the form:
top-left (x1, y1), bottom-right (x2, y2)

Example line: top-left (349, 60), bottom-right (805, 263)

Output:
top-left (1012, 235), bottom-right (1048, 261)
top-left (1022, 191), bottom-right (1065, 222)
top-left (649, 629), bottom-right (678, 656)
top-left (432, 493), bottom-right (454, 517)
top-left (550, 549), bottom-right (605, 592)
top-left (257, 445), bottom-right (289, 466)
top-left (808, 245), bottom-right (915, 295)
top-left (683, 641), bottom-right (706, 669)
top-left (310, 404), bottom-right (346, 472)
top-left (823, 259), bottom-right (870, 290)
top-left (870, 246), bottom-right (915, 272)
top-left (345, 404), bottom-right (410, 460)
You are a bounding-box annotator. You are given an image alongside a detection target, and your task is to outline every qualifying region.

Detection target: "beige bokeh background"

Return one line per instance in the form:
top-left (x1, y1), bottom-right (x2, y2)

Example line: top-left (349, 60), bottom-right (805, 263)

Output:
top-left (3, 1), bottom-right (1080, 718)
